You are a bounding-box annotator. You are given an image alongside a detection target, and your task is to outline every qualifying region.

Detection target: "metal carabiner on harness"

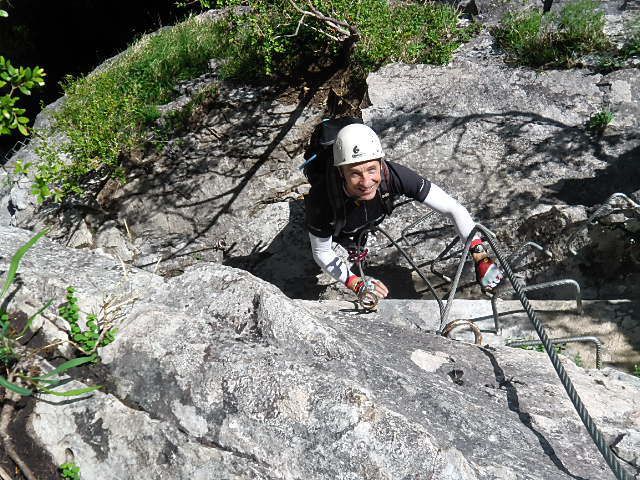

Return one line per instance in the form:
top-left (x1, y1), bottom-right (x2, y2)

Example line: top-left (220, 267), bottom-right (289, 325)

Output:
top-left (347, 248), bottom-right (369, 264)
top-left (357, 289), bottom-right (379, 311)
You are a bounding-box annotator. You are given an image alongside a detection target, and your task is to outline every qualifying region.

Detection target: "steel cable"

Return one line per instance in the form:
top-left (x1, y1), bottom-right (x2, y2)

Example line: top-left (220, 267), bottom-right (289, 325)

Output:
top-left (474, 224), bottom-right (631, 480)
top-left (363, 217), bottom-right (628, 478)
top-left (373, 226), bottom-right (445, 318)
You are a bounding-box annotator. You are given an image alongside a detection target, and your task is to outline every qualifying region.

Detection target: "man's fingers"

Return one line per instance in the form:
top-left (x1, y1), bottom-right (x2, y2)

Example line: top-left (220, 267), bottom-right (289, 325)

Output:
top-left (371, 280), bottom-right (389, 298)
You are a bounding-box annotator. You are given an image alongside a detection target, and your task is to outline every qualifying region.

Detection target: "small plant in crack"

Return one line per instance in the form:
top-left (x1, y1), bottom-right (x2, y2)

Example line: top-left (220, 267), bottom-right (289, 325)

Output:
top-left (574, 352), bottom-right (584, 367)
top-left (586, 109), bottom-right (614, 133)
top-left (59, 461), bottom-right (81, 480)
top-left (59, 287), bottom-right (117, 356)
top-left (0, 231), bottom-right (102, 398)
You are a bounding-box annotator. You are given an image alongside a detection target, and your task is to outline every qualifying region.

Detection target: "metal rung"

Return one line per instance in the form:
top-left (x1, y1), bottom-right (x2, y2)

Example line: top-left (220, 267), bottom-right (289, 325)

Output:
top-left (490, 279), bottom-right (582, 333)
top-left (506, 336), bottom-right (603, 369)
top-left (507, 241), bottom-right (552, 268)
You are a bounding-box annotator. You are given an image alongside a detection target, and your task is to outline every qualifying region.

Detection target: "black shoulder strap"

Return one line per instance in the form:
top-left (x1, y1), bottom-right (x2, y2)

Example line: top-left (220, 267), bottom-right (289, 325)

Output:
top-left (326, 167), bottom-right (346, 238)
top-left (378, 159), bottom-right (393, 215)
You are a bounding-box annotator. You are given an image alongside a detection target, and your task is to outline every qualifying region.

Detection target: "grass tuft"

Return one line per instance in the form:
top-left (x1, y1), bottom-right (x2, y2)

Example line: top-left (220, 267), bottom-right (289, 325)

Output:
top-left (31, 2), bottom-right (477, 202)
top-left (33, 15), bottom-right (227, 201)
top-left (493, 0), bottom-right (609, 68)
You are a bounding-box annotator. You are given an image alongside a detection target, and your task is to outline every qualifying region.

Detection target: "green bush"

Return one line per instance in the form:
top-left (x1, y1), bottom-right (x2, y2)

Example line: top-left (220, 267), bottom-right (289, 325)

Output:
top-left (0, 9), bottom-right (46, 137)
top-left (220, 0), bottom-right (475, 80)
top-left (621, 14), bottom-right (640, 58)
top-left (493, 0), bottom-right (609, 67)
top-left (33, 15), bottom-right (227, 201)
top-left (32, 1), bottom-right (476, 202)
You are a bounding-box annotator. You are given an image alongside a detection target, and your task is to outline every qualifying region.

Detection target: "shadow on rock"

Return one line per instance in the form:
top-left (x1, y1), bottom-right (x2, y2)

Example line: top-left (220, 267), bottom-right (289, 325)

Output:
top-left (550, 143), bottom-right (640, 207)
top-left (480, 347), bottom-right (589, 480)
top-left (225, 200), bottom-right (435, 300)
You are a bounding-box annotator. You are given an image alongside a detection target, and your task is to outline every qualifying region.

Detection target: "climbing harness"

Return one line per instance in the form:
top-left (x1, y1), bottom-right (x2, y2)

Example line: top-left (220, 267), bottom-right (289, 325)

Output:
top-left (347, 247), bottom-right (369, 264)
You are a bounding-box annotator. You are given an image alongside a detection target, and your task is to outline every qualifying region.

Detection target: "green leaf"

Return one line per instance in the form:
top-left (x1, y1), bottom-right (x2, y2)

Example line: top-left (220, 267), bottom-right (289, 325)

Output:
top-left (0, 375), bottom-right (32, 396)
top-left (0, 10), bottom-right (7, 17)
top-left (17, 123), bottom-right (28, 136)
top-left (41, 385), bottom-right (101, 396)
top-left (0, 229), bottom-right (47, 299)
top-left (39, 354), bottom-right (97, 378)
top-left (27, 376), bottom-right (61, 385)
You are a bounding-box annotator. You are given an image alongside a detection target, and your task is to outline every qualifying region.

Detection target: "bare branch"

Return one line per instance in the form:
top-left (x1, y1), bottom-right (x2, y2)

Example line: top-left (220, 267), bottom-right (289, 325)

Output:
top-left (22, 339), bottom-right (68, 361)
top-left (284, 0), bottom-right (360, 42)
top-left (0, 465), bottom-right (13, 480)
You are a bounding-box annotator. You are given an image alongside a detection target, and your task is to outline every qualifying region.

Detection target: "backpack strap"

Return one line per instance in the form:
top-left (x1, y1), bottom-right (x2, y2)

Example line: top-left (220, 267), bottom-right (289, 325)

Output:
top-left (326, 167), bottom-right (346, 238)
top-left (378, 159), bottom-right (394, 215)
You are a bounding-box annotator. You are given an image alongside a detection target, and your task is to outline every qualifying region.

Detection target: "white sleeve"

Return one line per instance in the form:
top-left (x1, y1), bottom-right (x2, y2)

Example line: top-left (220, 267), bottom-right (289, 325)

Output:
top-left (308, 232), bottom-right (353, 284)
top-left (422, 183), bottom-right (477, 241)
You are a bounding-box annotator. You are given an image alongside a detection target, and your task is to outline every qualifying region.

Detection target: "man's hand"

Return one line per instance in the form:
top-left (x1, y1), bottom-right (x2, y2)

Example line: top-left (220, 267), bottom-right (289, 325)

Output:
top-left (346, 275), bottom-right (389, 299)
top-left (474, 257), bottom-right (503, 292)
top-left (470, 239), bottom-right (503, 292)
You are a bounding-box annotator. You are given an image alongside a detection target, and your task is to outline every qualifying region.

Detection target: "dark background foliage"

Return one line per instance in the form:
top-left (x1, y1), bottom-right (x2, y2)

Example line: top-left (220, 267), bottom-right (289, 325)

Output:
top-left (0, 0), bottom-right (207, 158)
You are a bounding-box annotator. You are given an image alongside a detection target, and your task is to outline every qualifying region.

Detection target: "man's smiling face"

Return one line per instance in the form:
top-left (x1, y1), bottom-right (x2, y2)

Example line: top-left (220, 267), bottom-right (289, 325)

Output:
top-left (340, 159), bottom-right (381, 201)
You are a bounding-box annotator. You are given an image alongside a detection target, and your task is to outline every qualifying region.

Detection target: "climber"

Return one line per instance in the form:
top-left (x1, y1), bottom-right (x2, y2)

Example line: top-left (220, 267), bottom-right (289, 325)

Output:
top-left (303, 121), bottom-right (503, 300)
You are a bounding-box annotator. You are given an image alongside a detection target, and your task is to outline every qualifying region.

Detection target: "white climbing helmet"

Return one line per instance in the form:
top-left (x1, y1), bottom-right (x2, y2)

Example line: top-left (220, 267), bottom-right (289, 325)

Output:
top-left (333, 123), bottom-right (384, 167)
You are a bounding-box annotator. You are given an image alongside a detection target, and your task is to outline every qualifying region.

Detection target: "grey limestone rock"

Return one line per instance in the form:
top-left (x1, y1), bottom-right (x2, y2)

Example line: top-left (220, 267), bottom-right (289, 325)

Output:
top-left (95, 221), bottom-right (135, 262)
top-left (67, 219), bottom-right (94, 249)
top-left (0, 225), bottom-right (637, 479)
top-left (613, 430), bottom-right (640, 468)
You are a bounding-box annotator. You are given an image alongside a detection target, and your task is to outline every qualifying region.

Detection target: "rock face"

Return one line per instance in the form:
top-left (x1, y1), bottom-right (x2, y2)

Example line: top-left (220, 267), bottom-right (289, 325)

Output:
top-left (2, 6), bottom-right (640, 300)
top-left (1, 225), bottom-right (638, 479)
top-left (1, 3), bottom-right (640, 478)
top-left (361, 60), bottom-right (640, 298)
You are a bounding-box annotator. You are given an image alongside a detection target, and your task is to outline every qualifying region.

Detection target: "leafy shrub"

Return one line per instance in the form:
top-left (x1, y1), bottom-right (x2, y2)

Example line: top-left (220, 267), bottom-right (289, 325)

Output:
top-left (33, 1), bottom-right (476, 202)
top-left (0, 231), bottom-right (100, 397)
top-left (493, 0), bottom-right (609, 67)
top-left (586, 109), bottom-right (614, 133)
top-left (0, 10), bottom-right (46, 137)
top-left (220, 0), bottom-right (475, 80)
top-left (59, 461), bottom-right (81, 480)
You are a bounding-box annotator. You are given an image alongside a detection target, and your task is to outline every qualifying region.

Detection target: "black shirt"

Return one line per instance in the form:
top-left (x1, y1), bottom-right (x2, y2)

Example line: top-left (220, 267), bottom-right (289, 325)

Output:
top-left (304, 160), bottom-right (431, 244)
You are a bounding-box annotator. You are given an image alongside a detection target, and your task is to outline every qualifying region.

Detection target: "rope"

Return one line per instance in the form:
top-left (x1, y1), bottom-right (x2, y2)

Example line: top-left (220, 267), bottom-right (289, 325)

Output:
top-left (476, 224), bottom-right (631, 480)
top-left (373, 226), bottom-right (446, 318)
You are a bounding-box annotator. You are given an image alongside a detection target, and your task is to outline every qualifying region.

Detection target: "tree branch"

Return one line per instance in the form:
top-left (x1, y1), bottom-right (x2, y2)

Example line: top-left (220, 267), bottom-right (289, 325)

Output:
top-left (285, 0), bottom-right (360, 42)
